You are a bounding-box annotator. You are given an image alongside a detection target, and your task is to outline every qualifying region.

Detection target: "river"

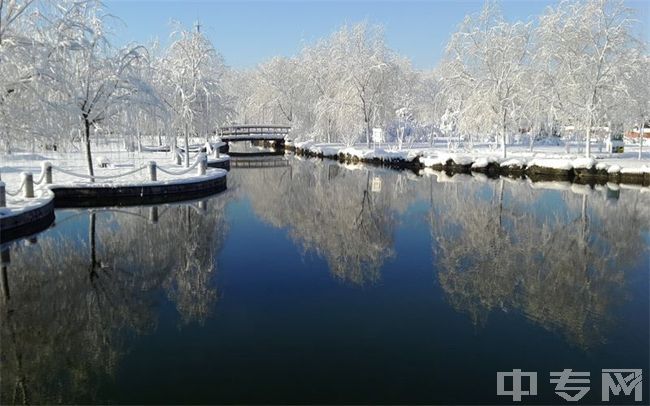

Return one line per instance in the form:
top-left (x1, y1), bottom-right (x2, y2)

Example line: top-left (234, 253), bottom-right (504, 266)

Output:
top-left (1, 156), bottom-right (648, 404)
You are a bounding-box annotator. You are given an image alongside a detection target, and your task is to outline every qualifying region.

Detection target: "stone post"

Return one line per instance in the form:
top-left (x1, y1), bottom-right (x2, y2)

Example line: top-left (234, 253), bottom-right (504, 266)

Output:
top-left (22, 172), bottom-right (34, 198)
top-left (42, 161), bottom-right (53, 184)
top-left (148, 161), bottom-right (157, 181)
top-left (197, 153), bottom-right (207, 175)
top-left (149, 206), bottom-right (159, 223)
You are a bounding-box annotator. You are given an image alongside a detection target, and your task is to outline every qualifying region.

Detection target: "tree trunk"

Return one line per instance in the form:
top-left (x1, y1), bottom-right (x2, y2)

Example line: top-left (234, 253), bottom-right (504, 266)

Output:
top-left (639, 117), bottom-right (644, 160)
top-left (366, 121), bottom-right (371, 148)
top-left (585, 120), bottom-right (591, 158)
top-left (184, 123), bottom-right (190, 168)
top-left (585, 124), bottom-right (592, 158)
top-left (84, 119), bottom-right (95, 181)
top-left (501, 110), bottom-right (508, 159)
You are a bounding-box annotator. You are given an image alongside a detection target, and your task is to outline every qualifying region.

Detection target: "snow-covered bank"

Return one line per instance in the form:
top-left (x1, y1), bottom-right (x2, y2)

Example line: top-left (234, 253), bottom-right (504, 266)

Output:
top-left (288, 141), bottom-right (650, 184)
top-left (288, 141), bottom-right (423, 169)
top-left (1, 150), bottom-right (229, 240)
top-left (1, 150), bottom-right (229, 189)
top-left (1, 187), bottom-right (54, 218)
top-left (1, 186), bottom-right (56, 243)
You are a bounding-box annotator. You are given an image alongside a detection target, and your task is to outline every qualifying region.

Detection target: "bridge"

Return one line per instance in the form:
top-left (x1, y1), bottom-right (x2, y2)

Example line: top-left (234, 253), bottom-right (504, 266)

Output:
top-left (217, 124), bottom-right (291, 143)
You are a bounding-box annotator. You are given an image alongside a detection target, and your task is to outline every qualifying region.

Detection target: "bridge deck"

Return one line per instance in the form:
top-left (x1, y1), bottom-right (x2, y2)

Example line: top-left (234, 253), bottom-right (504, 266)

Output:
top-left (218, 124), bottom-right (291, 140)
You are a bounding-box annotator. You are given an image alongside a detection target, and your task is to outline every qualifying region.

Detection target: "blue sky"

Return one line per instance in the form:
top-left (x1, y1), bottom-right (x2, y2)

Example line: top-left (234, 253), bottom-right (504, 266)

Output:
top-left (105, 0), bottom-right (649, 70)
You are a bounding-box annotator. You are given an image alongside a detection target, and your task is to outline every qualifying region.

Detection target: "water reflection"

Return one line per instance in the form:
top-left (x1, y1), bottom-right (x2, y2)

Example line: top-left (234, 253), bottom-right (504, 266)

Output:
top-left (0, 197), bottom-right (229, 404)
top-left (427, 176), bottom-right (648, 348)
top-left (232, 159), bottom-right (648, 346)
top-left (231, 160), bottom-right (403, 285)
top-left (0, 157), bottom-right (648, 404)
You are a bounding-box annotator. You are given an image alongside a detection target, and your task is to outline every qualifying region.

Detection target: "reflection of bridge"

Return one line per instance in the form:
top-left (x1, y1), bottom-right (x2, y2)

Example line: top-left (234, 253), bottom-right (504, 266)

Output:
top-left (231, 158), bottom-right (290, 169)
top-left (218, 125), bottom-right (290, 143)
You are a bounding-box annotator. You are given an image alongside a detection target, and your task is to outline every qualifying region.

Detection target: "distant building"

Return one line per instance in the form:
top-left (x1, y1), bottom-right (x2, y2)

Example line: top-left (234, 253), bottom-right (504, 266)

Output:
top-left (625, 126), bottom-right (650, 139)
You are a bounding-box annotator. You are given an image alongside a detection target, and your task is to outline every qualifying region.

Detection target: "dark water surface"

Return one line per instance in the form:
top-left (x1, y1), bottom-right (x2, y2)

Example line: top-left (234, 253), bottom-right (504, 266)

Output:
top-left (1, 157), bottom-right (648, 405)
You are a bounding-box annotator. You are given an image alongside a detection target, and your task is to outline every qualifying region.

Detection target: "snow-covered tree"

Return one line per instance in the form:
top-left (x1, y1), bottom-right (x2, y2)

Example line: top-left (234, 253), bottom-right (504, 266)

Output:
top-left (623, 53), bottom-right (649, 159)
top-left (333, 22), bottom-right (393, 147)
top-left (536, 0), bottom-right (640, 157)
top-left (36, 1), bottom-right (157, 177)
top-left (442, 2), bottom-right (532, 158)
top-left (159, 22), bottom-right (225, 166)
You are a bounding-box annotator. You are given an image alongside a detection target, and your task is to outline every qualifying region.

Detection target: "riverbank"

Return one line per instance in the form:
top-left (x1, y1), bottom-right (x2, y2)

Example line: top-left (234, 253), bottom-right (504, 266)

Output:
top-left (0, 150), bottom-right (229, 242)
top-left (287, 141), bottom-right (650, 185)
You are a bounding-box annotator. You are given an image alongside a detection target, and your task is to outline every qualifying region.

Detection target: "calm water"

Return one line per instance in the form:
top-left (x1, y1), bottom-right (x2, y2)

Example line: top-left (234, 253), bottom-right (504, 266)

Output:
top-left (1, 156), bottom-right (648, 405)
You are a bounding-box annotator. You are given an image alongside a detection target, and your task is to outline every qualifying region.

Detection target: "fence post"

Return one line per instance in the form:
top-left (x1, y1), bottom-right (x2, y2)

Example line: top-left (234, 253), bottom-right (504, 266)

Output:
top-left (149, 206), bottom-right (159, 223)
top-left (0, 181), bottom-right (5, 207)
top-left (197, 153), bottom-right (207, 175)
top-left (22, 172), bottom-right (34, 198)
top-left (175, 149), bottom-right (182, 166)
top-left (148, 161), bottom-right (157, 181)
top-left (42, 161), bottom-right (53, 184)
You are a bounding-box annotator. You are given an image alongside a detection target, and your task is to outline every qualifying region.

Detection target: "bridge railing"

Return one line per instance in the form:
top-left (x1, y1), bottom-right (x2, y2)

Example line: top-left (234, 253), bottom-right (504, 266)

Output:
top-left (218, 125), bottom-right (291, 137)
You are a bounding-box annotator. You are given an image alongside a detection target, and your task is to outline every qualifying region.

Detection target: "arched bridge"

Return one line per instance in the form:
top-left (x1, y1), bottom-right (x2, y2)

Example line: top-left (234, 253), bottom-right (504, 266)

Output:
top-left (217, 124), bottom-right (291, 143)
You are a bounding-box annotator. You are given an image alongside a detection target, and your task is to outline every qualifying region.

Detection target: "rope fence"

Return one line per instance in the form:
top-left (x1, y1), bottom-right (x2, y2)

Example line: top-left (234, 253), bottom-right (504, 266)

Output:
top-left (157, 157), bottom-right (201, 175)
top-left (1, 154), bottom-right (209, 206)
top-left (5, 179), bottom-right (25, 197)
top-left (50, 164), bottom-right (149, 181)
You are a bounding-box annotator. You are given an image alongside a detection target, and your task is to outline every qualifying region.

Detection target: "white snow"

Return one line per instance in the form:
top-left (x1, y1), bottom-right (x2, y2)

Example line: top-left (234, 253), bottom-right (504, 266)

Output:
top-left (527, 158), bottom-right (573, 171)
top-left (294, 142), bottom-right (422, 162)
top-left (501, 158), bottom-right (525, 168)
top-left (607, 165), bottom-right (621, 174)
top-left (1, 188), bottom-right (54, 219)
top-left (48, 168), bottom-right (226, 189)
top-left (1, 150), bottom-right (227, 197)
top-left (471, 156), bottom-right (498, 168)
top-left (571, 157), bottom-right (596, 169)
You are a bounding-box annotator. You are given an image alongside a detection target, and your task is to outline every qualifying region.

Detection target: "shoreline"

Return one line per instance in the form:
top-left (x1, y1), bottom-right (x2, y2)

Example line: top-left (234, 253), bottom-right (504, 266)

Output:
top-left (286, 144), bottom-right (650, 186)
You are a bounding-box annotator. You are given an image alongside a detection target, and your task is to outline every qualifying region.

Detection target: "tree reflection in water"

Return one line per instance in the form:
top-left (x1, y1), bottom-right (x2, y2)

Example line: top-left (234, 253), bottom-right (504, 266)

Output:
top-left (428, 176), bottom-right (649, 349)
top-left (0, 197), bottom-right (228, 404)
top-left (230, 159), bottom-right (406, 285)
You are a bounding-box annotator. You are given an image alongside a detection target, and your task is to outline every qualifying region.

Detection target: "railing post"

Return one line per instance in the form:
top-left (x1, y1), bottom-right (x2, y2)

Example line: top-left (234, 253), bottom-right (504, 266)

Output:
top-left (175, 149), bottom-right (182, 166)
top-left (42, 161), bottom-right (53, 184)
top-left (22, 172), bottom-right (34, 198)
top-left (149, 206), bottom-right (159, 223)
top-left (213, 146), bottom-right (220, 159)
top-left (197, 153), bottom-right (207, 175)
top-left (148, 161), bottom-right (157, 181)
top-left (0, 181), bottom-right (5, 207)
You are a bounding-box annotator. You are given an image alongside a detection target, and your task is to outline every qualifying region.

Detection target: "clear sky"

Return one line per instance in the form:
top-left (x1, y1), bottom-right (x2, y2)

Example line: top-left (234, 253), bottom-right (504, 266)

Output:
top-left (105, 0), bottom-right (649, 70)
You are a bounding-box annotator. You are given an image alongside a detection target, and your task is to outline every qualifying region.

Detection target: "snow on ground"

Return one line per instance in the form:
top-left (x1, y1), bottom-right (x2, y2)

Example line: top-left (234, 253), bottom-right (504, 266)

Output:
top-left (290, 141), bottom-right (650, 173)
top-left (1, 149), bottom-right (228, 209)
top-left (0, 187), bottom-right (54, 218)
